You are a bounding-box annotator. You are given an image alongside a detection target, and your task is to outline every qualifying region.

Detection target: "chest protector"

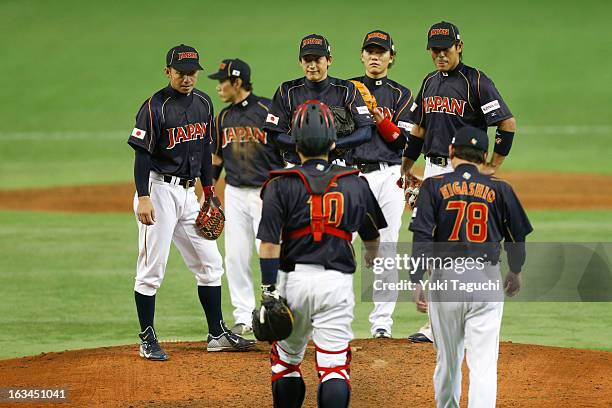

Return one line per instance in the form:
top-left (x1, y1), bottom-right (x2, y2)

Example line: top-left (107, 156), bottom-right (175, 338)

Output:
top-left (261, 164), bottom-right (359, 242)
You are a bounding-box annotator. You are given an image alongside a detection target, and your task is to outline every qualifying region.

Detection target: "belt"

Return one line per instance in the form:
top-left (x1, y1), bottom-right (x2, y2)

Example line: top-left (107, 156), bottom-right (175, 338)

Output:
top-left (427, 156), bottom-right (449, 167)
top-left (150, 171), bottom-right (196, 188)
top-left (355, 162), bottom-right (392, 173)
top-left (162, 175), bottom-right (195, 188)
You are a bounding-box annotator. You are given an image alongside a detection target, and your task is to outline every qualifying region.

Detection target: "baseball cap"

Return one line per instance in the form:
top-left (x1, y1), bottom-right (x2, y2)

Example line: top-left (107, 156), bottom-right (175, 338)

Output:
top-left (299, 34), bottom-right (331, 58)
top-left (426, 21), bottom-right (461, 50)
top-left (207, 58), bottom-right (251, 83)
top-left (451, 126), bottom-right (489, 152)
top-left (166, 44), bottom-right (203, 71)
top-left (362, 30), bottom-right (395, 53)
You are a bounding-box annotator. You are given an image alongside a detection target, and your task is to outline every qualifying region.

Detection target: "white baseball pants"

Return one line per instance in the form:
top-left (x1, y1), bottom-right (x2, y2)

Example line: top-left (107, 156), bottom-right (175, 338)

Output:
top-left (362, 165), bottom-right (405, 335)
top-left (428, 264), bottom-right (504, 408)
top-left (223, 184), bottom-right (263, 325)
top-left (133, 172), bottom-right (224, 296)
top-left (273, 265), bottom-right (354, 382)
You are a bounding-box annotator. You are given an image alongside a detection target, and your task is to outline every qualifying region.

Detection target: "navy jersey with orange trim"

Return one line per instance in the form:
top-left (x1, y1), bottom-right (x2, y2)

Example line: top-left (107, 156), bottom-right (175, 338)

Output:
top-left (409, 163), bottom-right (532, 261)
top-left (214, 93), bottom-right (284, 187)
top-left (127, 85), bottom-right (214, 179)
top-left (406, 63), bottom-right (513, 158)
top-left (257, 160), bottom-right (387, 274)
top-left (263, 76), bottom-right (375, 162)
top-left (349, 75), bottom-right (414, 164)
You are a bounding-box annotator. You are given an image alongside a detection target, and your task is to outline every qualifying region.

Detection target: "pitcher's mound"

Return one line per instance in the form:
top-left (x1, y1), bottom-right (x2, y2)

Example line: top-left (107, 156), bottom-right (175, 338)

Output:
top-left (1, 339), bottom-right (611, 407)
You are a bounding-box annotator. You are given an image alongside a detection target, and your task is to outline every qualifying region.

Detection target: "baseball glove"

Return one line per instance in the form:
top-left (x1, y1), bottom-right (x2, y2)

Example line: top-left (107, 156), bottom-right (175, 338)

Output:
top-left (350, 80), bottom-right (378, 113)
top-left (328, 106), bottom-right (356, 137)
top-left (195, 194), bottom-right (225, 240)
top-left (252, 287), bottom-right (294, 342)
top-left (397, 173), bottom-right (423, 209)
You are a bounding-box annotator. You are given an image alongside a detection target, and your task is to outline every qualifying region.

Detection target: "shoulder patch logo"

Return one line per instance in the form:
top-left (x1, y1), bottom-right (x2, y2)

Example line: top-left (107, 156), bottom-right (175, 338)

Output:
top-left (131, 127), bottom-right (146, 139)
top-left (356, 106), bottom-right (369, 115)
top-left (398, 121), bottom-right (413, 131)
top-left (481, 100), bottom-right (501, 114)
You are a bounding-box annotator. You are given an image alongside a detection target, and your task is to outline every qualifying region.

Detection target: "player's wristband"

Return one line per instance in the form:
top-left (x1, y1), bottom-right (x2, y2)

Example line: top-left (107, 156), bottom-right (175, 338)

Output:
top-left (404, 134), bottom-right (424, 161)
top-left (260, 258), bottom-right (280, 285)
top-left (212, 164), bottom-right (222, 181)
top-left (376, 118), bottom-right (401, 143)
top-left (493, 129), bottom-right (515, 156)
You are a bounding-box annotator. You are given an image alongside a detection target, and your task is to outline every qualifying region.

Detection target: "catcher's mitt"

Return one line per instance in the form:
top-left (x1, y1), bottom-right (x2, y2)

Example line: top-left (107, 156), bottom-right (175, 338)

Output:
top-left (328, 106), bottom-right (355, 137)
top-left (195, 195), bottom-right (225, 240)
top-left (252, 289), bottom-right (294, 342)
top-left (350, 80), bottom-right (378, 113)
top-left (397, 173), bottom-right (423, 209)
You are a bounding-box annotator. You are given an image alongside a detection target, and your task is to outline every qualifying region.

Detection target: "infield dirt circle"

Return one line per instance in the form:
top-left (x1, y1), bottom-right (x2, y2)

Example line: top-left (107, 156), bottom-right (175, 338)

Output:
top-left (1, 339), bottom-right (611, 407)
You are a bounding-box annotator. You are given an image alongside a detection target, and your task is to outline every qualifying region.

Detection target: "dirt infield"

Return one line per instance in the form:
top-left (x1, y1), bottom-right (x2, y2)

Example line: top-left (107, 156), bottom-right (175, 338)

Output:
top-left (1, 171), bottom-right (611, 213)
top-left (0, 339), bottom-right (610, 407)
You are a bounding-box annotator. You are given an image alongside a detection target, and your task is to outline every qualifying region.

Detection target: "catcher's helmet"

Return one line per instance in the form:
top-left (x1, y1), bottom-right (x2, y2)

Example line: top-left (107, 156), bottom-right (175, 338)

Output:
top-left (291, 100), bottom-right (337, 156)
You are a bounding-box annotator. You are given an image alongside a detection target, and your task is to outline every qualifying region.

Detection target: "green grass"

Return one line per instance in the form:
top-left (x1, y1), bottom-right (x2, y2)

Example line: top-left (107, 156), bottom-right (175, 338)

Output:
top-left (1, 0), bottom-right (612, 190)
top-left (1, 209), bottom-right (611, 359)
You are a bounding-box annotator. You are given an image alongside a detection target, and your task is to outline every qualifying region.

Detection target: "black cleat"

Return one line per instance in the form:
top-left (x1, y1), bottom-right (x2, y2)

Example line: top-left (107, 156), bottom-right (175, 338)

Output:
top-left (139, 326), bottom-right (169, 361)
top-left (207, 321), bottom-right (257, 352)
top-left (373, 328), bottom-right (392, 339)
top-left (408, 332), bottom-right (433, 343)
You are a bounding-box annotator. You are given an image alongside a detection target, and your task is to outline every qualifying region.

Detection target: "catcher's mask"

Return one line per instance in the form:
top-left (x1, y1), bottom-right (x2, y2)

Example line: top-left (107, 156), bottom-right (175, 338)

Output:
top-left (291, 100), bottom-right (337, 156)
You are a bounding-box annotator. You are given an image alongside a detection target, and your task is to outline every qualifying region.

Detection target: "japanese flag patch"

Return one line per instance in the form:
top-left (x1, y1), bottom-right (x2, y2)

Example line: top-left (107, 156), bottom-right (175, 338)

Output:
top-left (131, 127), bottom-right (146, 139)
top-left (266, 113), bottom-right (279, 125)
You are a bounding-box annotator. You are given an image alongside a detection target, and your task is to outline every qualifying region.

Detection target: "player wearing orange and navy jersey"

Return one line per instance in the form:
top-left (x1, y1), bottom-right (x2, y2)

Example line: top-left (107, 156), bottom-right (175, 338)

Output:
top-left (257, 100), bottom-right (386, 408)
top-left (128, 45), bottom-right (255, 361)
top-left (402, 21), bottom-right (516, 180)
top-left (402, 21), bottom-right (517, 344)
top-left (409, 126), bottom-right (531, 408)
top-left (264, 34), bottom-right (375, 164)
top-left (207, 58), bottom-right (284, 334)
top-left (349, 30), bottom-right (415, 339)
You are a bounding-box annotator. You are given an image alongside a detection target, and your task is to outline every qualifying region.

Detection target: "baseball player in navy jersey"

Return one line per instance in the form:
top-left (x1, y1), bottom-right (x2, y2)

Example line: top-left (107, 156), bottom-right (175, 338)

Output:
top-left (350, 30), bottom-right (415, 339)
top-left (127, 44), bottom-right (255, 360)
top-left (402, 21), bottom-right (517, 343)
top-left (257, 100), bottom-right (387, 408)
top-left (207, 58), bottom-right (284, 335)
top-left (409, 126), bottom-right (532, 407)
top-left (264, 33), bottom-right (375, 165)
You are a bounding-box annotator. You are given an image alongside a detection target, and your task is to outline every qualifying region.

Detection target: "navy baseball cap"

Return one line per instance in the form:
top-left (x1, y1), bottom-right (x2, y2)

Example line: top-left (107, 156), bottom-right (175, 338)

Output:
top-left (166, 44), bottom-right (203, 71)
top-left (362, 30), bottom-right (395, 53)
top-left (426, 21), bottom-right (461, 50)
top-left (299, 34), bottom-right (331, 58)
top-left (207, 58), bottom-right (251, 83)
top-left (452, 126), bottom-right (489, 151)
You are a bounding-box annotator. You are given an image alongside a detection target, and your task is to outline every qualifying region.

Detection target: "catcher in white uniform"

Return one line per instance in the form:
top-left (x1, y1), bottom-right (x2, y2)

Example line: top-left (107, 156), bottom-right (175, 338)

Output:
top-left (409, 126), bottom-right (532, 407)
top-left (255, 100), bottom-right (386, 407)
top-left (208, 58), bottom-right (284, 335)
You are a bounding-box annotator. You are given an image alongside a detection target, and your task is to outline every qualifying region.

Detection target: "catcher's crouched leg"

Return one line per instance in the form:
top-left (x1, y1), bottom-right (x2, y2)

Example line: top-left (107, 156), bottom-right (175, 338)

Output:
top-left (271, 341), bottom-right (305, 408)
top-left (315, 344), bottom-right (352, 408)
